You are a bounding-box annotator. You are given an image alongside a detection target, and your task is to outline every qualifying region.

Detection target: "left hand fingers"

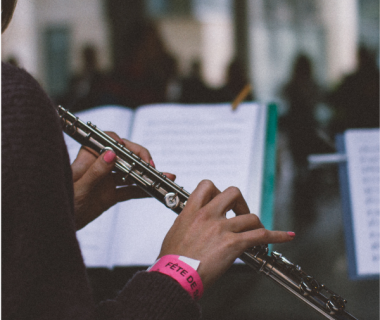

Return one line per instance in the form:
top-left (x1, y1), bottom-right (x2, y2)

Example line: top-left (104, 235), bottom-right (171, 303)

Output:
top-left (104, 133), bottom-right (153, 165)
top-left (162, 172), bottom-right (176, 181)
top-left (114, 185), bottom-right (150, 202)
top-left (72, 131), bottom-right (154, 179)
top-left (113, 171), bottom-right (176, 186)
top-left (105, 131), bottom-right (124, 144)
top-left (113, 170), bottom-right (176, 201)
top-left (72, 146), bottom-right (98, 182)
top-left (74, 149), bottom-right (116, 194)
top-left (71, 131), bottom-right (122, 182)
top-left (121, 138), bottom-right (153, 165)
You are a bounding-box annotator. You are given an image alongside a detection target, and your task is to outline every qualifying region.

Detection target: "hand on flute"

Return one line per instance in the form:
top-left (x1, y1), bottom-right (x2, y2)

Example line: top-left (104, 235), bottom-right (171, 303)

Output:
top-left (159, 180), bottom-right (295, 290)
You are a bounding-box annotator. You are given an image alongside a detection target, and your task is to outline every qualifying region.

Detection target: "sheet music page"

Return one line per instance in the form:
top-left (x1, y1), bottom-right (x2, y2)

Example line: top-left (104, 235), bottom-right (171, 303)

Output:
top-left (63, 105), bottom-right (134, 267)
top-left (345, 129), bottom-right (380, 276)
top-left (111, 103), bottom-right (265, 266)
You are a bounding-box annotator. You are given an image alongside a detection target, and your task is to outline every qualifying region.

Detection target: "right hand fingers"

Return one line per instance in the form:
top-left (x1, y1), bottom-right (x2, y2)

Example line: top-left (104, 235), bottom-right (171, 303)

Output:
top-left (184, 180), bottom-right (250, 219)
top-left (226, 213), bottom-right (263, 233)
top-left (227, 213), bottom-right (295, 246)
top-left (204, 185), bottom-right (250, 217)
top-left (193, 184), bottom-right (293, 246)
top-left (238, 228), bottom-right (295, 248)
top-left (160, 179), bottom-right (295, 290)
top-left (183, 180), bottom-right (221, 216)
top-left (183, 180), bottom-right (295, 252)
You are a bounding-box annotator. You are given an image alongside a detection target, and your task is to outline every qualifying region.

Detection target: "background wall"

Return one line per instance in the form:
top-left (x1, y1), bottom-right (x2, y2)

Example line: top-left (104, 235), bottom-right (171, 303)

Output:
top-left (3, 0), bottom-right (377, 100)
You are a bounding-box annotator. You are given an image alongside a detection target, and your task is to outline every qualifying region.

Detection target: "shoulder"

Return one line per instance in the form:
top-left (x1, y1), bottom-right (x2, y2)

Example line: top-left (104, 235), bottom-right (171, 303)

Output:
top-left (2, 62), bottom-right (54, 115)
top-left (2, 62), bottom-right (65, 164)
top-left (2, 62), bottom-right (45, 93)
top-left (2, 61), bottom-right (60, 127)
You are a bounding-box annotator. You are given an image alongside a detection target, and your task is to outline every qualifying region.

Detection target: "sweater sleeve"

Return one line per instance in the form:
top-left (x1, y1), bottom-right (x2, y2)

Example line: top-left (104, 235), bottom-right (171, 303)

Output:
top-left (97, 271), bottom-right (201, 320)
top-left (1, 62), bottom-right (201, 320)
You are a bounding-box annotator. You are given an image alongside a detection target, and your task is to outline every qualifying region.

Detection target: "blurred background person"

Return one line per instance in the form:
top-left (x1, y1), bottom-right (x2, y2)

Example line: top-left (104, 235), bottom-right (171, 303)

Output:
top-left (180, 59), bottom-right (215, 103)
top-left (281, 53), bottom-right (324, 169)
top-left (215, 58), bottom-right (255, 103)
top-left (60, 44), bottom-right (105, 112)
top-left (328, 46), bottom-right (380, 134)
top-left (94, 20), bottom-right (176, 109)
top-left (280, 53), bottom-right (326, 230)
top-left (180, 58), bottom-right (254, 104)
top-left (164, 55), bottom-right (182, 102)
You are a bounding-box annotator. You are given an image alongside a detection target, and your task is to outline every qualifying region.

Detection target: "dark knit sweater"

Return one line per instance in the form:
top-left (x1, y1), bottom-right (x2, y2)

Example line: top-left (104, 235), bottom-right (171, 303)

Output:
top-left (1, 62), bottom-right (201, 320)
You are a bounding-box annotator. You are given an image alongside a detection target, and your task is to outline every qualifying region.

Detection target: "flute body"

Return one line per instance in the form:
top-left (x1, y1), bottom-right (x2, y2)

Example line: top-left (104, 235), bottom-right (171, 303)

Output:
top-left (57, 105), bottom-right (358, 320)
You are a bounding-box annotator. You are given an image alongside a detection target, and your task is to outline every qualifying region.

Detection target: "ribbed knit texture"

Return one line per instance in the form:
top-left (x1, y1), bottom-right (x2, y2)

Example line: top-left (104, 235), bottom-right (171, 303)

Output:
top-left (2, 62), bottom-right (201, 320)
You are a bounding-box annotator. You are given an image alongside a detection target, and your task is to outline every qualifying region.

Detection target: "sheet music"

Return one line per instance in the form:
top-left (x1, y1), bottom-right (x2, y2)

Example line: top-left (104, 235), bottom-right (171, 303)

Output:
top-left (345, 129), bottom-right (380, 276)
top-left (111, 103), bottom-right (265, 266)
top-left (63, 105), bottom-right (134, 267)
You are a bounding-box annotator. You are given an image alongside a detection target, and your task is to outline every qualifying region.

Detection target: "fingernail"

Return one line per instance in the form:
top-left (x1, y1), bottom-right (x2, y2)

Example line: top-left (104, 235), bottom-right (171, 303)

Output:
top-left (150, 159), bottom-right (156, 168)
top-left (287, 231), bottom-right (296, 237)
top-left (103, 150), bottom-right (116, 163)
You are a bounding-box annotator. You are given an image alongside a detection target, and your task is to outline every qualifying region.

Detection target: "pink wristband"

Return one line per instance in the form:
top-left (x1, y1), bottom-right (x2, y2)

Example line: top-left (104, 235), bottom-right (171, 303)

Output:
top-left (148, 255), bottom-right (204, 300)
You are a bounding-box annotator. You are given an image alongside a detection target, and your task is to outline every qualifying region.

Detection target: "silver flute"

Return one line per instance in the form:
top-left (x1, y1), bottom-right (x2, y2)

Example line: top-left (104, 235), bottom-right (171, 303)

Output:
top-left (57, 105), bottom-right (358, 320)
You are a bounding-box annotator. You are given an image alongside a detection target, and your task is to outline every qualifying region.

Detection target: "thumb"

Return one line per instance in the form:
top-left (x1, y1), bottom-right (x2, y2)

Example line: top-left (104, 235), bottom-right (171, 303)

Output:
top-left (76, 150), bottom-right (116, 191)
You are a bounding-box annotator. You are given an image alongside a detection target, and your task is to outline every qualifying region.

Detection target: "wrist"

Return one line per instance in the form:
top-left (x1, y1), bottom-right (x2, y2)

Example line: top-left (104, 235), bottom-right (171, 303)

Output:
top-left (147, 255), bottom-right (204, 300)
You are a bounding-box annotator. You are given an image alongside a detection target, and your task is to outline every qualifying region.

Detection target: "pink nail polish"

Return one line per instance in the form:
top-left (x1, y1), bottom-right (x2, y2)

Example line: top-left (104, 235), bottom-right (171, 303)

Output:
top-left (287, 231), bottom-right (296, 237)
top-left (150, 159), bottom-right (156, 168)
top-left (103, 150), bottom-right (116, 163)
